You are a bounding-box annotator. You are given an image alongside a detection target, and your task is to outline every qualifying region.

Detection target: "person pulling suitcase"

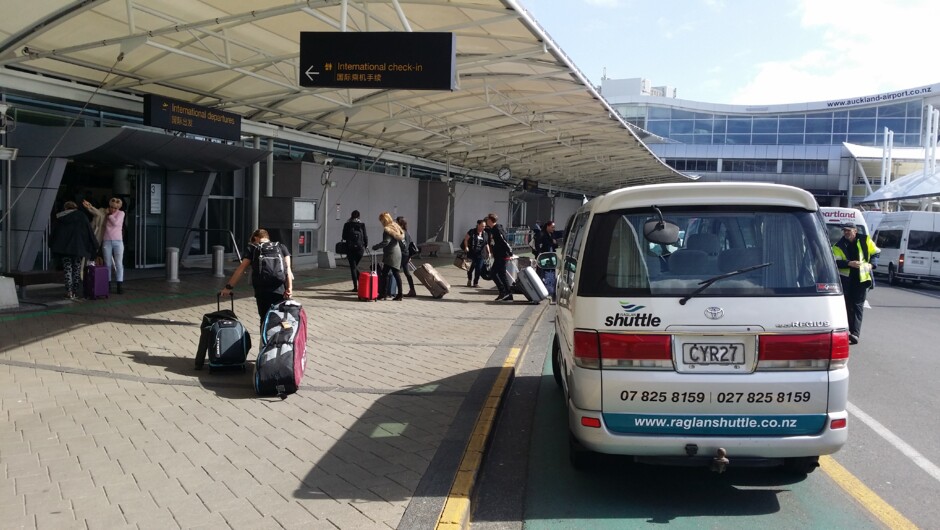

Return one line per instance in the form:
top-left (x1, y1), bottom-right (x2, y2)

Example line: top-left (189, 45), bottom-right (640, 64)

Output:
top-left (219, 229), bottom-right (295, 327)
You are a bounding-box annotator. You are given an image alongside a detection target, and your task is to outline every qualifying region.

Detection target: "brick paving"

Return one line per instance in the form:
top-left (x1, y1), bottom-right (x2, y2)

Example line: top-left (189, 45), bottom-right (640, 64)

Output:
top-left (0, 258), bottom-right (541, 529)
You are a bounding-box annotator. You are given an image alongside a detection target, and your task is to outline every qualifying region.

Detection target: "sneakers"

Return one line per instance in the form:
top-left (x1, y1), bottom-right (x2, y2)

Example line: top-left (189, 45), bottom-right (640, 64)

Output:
top-left (496, 293), bottom-right (513, 302)
top-left (849, 334), bottom-right (859, 345)
top-left (472, 283), bottom-right (479, 287)
top-left (467, 280), bottom-right (472, 287)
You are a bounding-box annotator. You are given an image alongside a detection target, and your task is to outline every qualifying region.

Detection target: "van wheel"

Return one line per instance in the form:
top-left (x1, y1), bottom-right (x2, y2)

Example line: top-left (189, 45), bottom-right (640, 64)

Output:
top-left (569, 431), bottom-right (595, 470)
top-left (783, 456), bottom-right (819, 475)
top-left (551, 338), bottom-right (563, 389)
top-left (888, 265), bottom-right (899, 286)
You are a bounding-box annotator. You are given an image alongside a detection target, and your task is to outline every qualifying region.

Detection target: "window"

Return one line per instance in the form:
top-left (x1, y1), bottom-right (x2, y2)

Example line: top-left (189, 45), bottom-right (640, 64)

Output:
top-left (753, 118), bottom-right (778, 134)
top-left (875, 229), bottom-right (902, 250)
top-left (907, 231), bottom-right (940, 252)
top-left (578, 207), bottom-right (839, 297)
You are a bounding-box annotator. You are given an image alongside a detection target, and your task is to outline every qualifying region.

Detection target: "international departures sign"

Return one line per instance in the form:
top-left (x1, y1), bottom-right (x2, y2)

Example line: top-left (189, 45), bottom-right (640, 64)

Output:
top-left (299, 32), bottom-right (456, 91)
top-left (143, 95), bottom-right (242, 142)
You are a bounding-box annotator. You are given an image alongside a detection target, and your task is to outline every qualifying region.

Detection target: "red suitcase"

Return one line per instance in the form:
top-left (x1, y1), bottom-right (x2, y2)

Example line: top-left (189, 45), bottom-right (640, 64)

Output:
top-left (84, 264), bottom-right (110, 299)
top-left (358, 254), bottom-right (379, 301)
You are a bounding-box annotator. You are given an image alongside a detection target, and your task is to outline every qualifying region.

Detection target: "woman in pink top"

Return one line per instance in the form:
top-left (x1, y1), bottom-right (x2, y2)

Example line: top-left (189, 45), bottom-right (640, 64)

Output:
top-left (83, 197), bottom-right (126, 294)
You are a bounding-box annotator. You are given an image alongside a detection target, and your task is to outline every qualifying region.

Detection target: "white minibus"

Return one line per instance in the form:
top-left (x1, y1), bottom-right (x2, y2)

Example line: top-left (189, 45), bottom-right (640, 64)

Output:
top-left (873, 211), bottom-right (940, 285)
top-left (819, 207), bottom-right (870, 246)
top-left (552, 183), bottom-right (849, 474)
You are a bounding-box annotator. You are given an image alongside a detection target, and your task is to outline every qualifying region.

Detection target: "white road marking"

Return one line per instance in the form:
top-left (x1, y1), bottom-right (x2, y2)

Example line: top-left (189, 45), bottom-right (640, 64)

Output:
top-left (848, 402), bottom-right (940, 483)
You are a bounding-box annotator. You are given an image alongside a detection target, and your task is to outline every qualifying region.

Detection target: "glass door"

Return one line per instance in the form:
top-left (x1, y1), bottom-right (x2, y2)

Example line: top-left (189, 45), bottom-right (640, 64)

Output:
top-left (133, 170), bottom-right (166, 268)
top-left (190, 197), bottom-right (236, 256)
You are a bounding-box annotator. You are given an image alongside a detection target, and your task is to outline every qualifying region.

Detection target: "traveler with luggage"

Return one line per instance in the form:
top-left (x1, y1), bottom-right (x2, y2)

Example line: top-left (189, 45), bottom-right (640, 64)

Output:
top-left (396, 216), bottom-right (418, 298)
top-left (341, 210), bottom-right (368, 292)
top-left (371, 212), bottom-right (405, 301)
top-left (82, 197), bottom-right (126, 294)
top-left (49, 201), bottom-right (99, 301)
top-left (462, 219), bottom-right (490, 287)
top-left (484, 213), bottom-right (515, 302)
top-left (219, 229), bottom-right (294, 323)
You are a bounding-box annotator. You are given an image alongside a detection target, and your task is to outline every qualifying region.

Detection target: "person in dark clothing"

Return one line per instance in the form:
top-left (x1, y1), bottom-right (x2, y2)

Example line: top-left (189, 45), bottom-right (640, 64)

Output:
top-left (219, 229), bottom-right (294, 324)
top-left (533, 220), bottom-right (557, 255)
top-left (832, 221), bottom-right (879, 345)
top-left (396, 216), bottom-right (417, 297)
top-left (342, 211), bottom-right (368, 292)
top-left (49, 201), bottom-right (99, 300)
top-left (372, 212), bottom-right (404, 301)
top-left (462, 219), bottom-right (490, 287)
top-left (484, 213), bottom-right (515, 301)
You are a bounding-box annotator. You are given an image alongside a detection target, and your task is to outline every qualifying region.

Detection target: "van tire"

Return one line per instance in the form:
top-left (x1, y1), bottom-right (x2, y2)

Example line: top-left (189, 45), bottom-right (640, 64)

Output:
top-left (783, 456), bottom-right (819, 475)
top-left (888, 264), bottom-right (899, 286)
top-left (569, 431), bottom-right (594, 470)
top-left (552, 338), bottom-right (563, 389)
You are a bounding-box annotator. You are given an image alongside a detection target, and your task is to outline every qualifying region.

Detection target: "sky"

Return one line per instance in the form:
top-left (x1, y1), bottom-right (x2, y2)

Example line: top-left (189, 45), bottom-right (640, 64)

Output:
top-left (518, 0), bottom-right (940, 105)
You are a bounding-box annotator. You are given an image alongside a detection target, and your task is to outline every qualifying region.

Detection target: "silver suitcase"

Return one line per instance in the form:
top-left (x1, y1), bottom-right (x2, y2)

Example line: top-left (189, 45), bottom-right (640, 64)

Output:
top-left (516, 266), bottom-right (548, 303)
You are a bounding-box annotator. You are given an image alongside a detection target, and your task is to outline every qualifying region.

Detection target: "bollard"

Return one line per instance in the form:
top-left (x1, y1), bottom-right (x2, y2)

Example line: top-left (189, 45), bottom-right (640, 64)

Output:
top-left (211, 245), bottom-right (225, 278)
top-left (166, 247), bottom-right (180, 283)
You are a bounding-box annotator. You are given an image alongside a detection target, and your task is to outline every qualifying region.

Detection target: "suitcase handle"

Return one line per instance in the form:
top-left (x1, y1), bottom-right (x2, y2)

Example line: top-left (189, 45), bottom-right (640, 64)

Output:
top-left (217, 292), bottom-right (235, 312)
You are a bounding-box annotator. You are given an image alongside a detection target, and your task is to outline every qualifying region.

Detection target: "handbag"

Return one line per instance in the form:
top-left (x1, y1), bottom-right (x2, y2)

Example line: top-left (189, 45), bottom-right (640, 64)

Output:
top-left (335, 240), bottom-right (348, 255)
top-left (480, 257), bottom-right (493, 281)
top-left (453, 255), bottom-right (471, 271)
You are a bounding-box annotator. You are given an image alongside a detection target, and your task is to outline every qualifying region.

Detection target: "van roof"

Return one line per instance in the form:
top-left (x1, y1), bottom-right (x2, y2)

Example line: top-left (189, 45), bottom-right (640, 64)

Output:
top-left (585, 182), bottom-right (819, 214)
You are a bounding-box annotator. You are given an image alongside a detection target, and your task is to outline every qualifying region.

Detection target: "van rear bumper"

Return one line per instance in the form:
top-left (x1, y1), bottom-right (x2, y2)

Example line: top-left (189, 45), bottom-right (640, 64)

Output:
top-left (569, 402), bottom-right (848, 458)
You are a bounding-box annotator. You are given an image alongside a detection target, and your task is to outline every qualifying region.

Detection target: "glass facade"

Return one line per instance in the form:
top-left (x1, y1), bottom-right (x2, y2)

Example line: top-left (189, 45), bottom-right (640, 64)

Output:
top-left (621, 101), bottom-right (924, 147)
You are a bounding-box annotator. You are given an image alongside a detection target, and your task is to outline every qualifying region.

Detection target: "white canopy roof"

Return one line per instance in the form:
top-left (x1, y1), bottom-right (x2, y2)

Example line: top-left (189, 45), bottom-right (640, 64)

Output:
top-left (0, 0), bottom-right (690, 195)
top-left (860, 167), bottom-right (940, 203)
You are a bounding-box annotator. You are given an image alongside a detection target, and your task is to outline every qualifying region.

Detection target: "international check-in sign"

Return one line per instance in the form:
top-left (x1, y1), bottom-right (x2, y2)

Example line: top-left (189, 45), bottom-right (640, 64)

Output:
top-left (300, 32), bottom-right (456, 91)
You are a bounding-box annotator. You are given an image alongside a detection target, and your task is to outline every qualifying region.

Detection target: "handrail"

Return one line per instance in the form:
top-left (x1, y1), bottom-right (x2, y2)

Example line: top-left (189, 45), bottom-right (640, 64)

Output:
top-left (180, 227), bottom-right (242, 262)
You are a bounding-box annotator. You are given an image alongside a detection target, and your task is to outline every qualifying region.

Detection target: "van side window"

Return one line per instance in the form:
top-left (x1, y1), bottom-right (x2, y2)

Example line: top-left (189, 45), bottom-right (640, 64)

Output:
top-left (562, 213), bottom-right (589, 284)
top-left (875, 229), bottom-right (902, 249)
top-left (907, 230), bottom-right (940, 252)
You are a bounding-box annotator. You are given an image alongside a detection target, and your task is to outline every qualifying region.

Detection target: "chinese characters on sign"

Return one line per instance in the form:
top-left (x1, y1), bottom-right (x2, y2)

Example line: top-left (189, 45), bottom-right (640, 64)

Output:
top-left (300, 32), bottom-right (456, 90)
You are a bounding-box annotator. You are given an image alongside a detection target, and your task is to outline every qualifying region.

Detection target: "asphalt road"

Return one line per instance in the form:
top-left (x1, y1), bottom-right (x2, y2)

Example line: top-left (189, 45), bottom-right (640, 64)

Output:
top-left (472, 282), bottom-right (940, 529)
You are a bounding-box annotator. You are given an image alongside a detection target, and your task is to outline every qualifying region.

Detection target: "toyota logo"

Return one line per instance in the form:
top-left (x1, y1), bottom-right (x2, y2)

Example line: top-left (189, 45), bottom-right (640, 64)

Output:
top-left (704, 307), bottom-right (724, 320)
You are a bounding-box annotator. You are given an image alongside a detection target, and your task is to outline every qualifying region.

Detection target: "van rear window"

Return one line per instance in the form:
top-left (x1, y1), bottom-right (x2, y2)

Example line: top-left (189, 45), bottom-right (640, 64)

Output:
top-left (578, 206), bottom-right (841, 297)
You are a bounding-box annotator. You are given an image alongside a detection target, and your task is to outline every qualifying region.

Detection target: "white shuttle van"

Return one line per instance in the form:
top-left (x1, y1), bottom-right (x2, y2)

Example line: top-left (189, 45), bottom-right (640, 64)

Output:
top-left (819, 207), bottom-right (870, 246)
top-left (873, 211), bottom-right (940, 285)
top-left (552, 182), bottom-right (849, 474)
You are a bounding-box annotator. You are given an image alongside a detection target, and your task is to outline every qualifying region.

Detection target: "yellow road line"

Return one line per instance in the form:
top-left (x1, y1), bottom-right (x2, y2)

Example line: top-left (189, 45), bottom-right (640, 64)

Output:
top-left (820, 455), bottom-right (919, 530)
top-left (436, 346), bottom-right (523, 530)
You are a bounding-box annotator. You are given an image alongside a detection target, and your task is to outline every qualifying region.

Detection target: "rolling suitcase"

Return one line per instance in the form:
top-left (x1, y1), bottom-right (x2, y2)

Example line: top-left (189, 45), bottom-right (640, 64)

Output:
top-left (255, 299), bottom-right (308, 399)
top-left (195, 294), bottom-right (251, 372)
top-left (515, 266), bottom-right (549, 303)
top-left (358, 253), bottom-right (380, 301)
top-left (84, 263), bottom-right (110, 299)
top-left (414, 262), bottom-right (450, 299)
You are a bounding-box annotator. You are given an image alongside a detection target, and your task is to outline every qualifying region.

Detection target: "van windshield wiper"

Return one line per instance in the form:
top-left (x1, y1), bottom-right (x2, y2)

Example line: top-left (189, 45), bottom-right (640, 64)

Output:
top-left (679, 262), bottom-right (772, 305)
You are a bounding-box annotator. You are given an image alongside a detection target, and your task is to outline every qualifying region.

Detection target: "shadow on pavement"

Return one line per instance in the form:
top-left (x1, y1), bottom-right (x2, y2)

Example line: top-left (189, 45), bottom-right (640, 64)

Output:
top-left (121, 349), bottom-right (258, 400)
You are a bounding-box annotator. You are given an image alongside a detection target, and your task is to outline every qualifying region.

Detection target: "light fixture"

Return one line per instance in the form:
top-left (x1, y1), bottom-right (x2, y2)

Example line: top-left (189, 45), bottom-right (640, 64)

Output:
top-left (0, 147), bottom-right (17, 161)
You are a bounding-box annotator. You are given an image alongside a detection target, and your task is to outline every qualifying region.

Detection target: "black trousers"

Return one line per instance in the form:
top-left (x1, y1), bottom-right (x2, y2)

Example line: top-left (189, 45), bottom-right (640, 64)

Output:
top-left (348, 251), bottom-right (364, 288)
top-left (379, 264), bottom-right (402, 298)
top-left (841, 277), bottom-right (869, 338)
top-left (400, 258), bottom-right (415, 293)
top-left (490, 257), bottom-right (513, 295)
top-left (467, 254), bottom-right (484, 284)
top-left (255, 290), bottom-right (284, 326)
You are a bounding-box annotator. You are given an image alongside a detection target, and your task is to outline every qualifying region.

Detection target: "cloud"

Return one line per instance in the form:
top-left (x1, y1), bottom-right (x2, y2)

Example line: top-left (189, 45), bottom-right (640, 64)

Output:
top-left (731, 0), bottom-right (940, 104)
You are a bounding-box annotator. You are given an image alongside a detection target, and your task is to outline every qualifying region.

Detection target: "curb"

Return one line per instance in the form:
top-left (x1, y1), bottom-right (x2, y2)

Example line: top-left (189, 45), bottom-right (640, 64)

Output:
top-left (435, 300), bottom-right (550, 529)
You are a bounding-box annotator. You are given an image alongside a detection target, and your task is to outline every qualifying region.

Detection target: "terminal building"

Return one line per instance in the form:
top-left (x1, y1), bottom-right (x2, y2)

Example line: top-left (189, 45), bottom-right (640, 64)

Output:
top-left (600, 77), bottom-right (940, 208)
top-left (0, 1), bottom-right (685, 280)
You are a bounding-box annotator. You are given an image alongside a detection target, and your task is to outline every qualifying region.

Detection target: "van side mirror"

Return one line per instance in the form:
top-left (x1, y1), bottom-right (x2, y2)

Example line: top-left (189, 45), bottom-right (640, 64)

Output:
top-left (536, 252), bottom-right (558, 270)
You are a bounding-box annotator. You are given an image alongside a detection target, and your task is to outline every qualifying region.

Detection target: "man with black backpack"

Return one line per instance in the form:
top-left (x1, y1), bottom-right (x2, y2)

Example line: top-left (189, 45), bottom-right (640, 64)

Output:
top-left (220, 228), bottom-right (294, 324)
top-left (341, 210), bottom-right (368, 292)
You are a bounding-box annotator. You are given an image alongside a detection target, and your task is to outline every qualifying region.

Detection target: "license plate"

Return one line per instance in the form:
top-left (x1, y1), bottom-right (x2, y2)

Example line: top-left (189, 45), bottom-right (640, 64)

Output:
top-left (682, 343), bottom-right (744, 365)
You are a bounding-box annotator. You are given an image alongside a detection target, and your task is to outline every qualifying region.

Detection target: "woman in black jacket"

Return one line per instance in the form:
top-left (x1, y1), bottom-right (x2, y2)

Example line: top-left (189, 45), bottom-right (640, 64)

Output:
top-left (49, 201), bottom-right (99, 300)
top-left (341, 210), bottom-right (368, 291)
top-left (396, 216), bottom-right (417, 297)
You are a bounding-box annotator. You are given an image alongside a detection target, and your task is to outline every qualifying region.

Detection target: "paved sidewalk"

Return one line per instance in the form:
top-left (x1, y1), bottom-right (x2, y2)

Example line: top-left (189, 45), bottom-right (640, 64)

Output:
top-left (0, 258), bottom-right (545, 529)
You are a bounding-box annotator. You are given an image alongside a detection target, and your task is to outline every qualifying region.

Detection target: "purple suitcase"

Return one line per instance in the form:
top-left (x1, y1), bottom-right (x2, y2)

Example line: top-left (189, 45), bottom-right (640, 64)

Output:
top-left (84, 264), bottom-right (110, 299)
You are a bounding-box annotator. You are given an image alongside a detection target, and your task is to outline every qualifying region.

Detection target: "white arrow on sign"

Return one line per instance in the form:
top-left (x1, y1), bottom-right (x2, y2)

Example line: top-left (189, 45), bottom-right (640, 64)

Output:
top-left (305, 65), bottom-right (320, 81)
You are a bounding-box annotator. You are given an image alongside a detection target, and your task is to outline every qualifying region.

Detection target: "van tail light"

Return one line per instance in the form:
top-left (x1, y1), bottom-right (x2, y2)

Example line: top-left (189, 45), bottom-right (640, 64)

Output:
top-left (573, 330), bottom-right (600, 369)
top-left (757, 331), bottom-right (850, 370)
top-left (898, 253), bottom-right (905, 273)
top-left (574, 331), bottom-right (673, 370)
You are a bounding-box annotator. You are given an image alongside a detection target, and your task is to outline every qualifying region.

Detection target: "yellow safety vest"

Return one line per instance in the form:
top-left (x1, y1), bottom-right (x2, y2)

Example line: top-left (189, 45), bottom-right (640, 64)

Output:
top-left (832, 235), bottom-right (879, 283)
